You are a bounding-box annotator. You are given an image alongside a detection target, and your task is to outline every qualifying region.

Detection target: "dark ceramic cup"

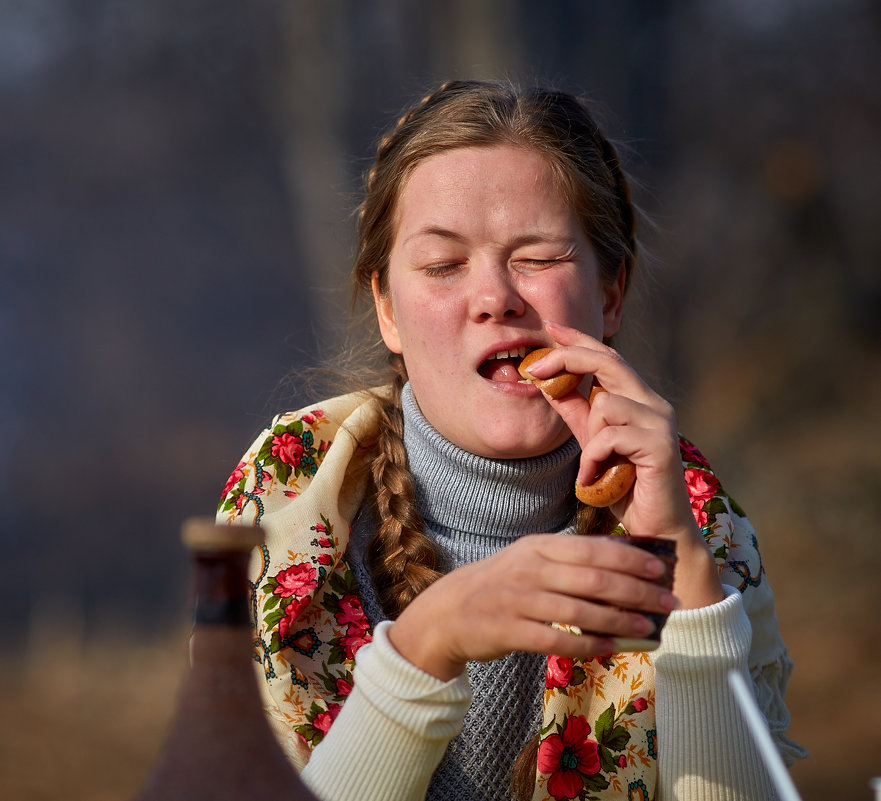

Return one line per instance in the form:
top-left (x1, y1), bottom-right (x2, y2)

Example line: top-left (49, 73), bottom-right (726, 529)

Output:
top-left (611, 535), bottom-right (677, 653)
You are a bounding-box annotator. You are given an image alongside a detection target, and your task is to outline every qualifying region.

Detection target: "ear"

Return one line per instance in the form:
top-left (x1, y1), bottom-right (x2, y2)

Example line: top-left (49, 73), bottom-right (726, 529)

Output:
top-left (601, 262), bottom-right (627, 339)
top-left (371, 272), bottom-right (403, 354)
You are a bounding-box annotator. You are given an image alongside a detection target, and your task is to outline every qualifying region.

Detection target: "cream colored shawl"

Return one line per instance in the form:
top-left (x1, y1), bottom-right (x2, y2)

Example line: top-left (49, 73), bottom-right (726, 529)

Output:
top-left (217, 389), bottom-right (785, 800)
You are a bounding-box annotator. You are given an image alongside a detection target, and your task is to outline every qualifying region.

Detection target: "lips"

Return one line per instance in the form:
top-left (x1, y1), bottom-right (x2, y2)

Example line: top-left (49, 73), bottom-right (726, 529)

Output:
top-left (477, 344), bottom-right (539, 382)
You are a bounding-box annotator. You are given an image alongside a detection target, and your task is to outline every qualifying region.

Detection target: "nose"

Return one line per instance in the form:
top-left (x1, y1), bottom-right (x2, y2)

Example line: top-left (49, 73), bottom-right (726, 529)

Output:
top-left (469, 262), bottom-right (526, 322)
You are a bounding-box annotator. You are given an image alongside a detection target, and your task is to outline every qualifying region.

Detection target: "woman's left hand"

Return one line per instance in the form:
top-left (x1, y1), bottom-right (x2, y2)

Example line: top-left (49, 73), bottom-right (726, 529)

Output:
top-left (526, 320), bottom-right (725, 609)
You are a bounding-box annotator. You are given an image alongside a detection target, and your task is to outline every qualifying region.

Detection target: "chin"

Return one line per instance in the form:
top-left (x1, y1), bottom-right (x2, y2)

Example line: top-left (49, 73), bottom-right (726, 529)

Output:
top-left (472, 429), bottom-right (571, 461)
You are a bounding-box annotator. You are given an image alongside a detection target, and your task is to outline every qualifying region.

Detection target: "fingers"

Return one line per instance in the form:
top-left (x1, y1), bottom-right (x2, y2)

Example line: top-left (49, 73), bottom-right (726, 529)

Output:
top-left (391, 534), bottom-right (680, 677)
top-left (507, 534), bottom-right (678, 619)
top-left (478, 590), bottom-right (661, 659)
top-left (486, 618), bottom-right (618, 661)
top-left (533, 320), bottom-right (650, 401)
top-left (534, 557), bottom-right (676, 616)
top-left (524, 321), bottom-right (680, 494)
top-left (575, 421), bottom-right (676, 488)
top-left (533, 532), bottom-right (665, 580)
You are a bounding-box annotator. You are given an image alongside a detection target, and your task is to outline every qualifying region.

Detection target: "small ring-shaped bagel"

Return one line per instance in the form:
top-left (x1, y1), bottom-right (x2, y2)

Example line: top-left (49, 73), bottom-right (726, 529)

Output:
top-left (518, 348), bottom-right (636, 507)
top-left (517, 347), bottom-right (580, 397)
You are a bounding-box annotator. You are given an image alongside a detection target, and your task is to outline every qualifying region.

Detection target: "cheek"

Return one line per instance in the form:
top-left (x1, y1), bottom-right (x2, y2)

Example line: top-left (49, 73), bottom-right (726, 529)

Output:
top-left (527, 275), bottom-right (603, 331)
top-left (393, 290), bottom-right (460, 351)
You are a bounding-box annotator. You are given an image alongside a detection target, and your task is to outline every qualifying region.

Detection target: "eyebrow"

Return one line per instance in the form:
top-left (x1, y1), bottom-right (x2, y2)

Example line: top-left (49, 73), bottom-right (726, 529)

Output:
top-left (402, 225), bottom-right (576, 250)
top-left (401, 226), bottom-right (466, 246)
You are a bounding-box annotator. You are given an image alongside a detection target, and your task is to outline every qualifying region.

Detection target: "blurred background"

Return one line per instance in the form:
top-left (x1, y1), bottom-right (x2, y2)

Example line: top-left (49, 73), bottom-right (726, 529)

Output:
top-left (1, 1), bottom-right (879, 799)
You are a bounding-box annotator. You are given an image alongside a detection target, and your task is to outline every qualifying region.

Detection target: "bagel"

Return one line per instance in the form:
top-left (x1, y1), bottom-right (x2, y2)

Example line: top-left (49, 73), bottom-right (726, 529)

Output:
top-left (517, 347), bottom-right (580, 398)
top-left (518, 348), bottom-right (636, 507)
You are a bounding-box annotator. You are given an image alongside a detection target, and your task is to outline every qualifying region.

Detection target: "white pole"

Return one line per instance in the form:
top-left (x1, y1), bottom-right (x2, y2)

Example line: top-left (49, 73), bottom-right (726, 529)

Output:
top-left (727, 670), bottom-right (802, 801)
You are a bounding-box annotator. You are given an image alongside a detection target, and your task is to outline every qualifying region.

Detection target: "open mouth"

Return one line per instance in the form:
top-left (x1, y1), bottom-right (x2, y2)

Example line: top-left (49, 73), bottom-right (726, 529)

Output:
top-left (477, 345), bottom-right (535, 383)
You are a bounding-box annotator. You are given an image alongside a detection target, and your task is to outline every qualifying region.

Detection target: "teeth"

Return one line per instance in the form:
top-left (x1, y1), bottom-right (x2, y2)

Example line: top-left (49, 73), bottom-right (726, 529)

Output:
top-left (489, 346), bottom-right (529, 360)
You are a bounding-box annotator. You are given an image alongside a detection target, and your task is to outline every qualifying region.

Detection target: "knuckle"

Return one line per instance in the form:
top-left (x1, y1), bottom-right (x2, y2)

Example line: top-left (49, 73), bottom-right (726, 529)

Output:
top-left (553, 596), bottom-right (584, 624)
top-left (531, 626), bottom-right (560, 653)
top-left (601, 346), bottom-right (624, 365)
top-left (657, 397), bottom-right (675, 419)
top-left (580, 567), bottom-right (609, 596)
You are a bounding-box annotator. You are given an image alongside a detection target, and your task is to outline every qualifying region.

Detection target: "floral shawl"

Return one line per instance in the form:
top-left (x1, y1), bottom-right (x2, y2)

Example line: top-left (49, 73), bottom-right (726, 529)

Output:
top-left (217, 389), bottom-right (780, 801)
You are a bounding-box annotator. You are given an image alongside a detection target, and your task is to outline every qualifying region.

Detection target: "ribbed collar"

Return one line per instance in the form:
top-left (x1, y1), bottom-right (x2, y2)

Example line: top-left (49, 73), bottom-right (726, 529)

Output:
top-left (401, 382), bottom-right (579, 539)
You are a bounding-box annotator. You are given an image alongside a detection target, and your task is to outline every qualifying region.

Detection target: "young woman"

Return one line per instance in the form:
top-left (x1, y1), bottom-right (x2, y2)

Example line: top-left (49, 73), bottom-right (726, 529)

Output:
top-left (217, 80), bottom-right (805, 801)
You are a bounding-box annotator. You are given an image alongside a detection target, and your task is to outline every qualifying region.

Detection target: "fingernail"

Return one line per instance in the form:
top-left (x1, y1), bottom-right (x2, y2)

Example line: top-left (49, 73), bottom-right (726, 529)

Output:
top-left (645, 557), bottom-right (665, 577)
top-left (593, 638), bottom-right (615, 657)
top-left (526, 355), bottom-right (550, 374)
top-left (638, 616), bottom-right (657, 636)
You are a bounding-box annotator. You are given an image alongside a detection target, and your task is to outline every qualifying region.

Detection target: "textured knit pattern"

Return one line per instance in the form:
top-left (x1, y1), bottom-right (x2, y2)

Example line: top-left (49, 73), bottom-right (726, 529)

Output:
top-left (348, 384), bottom-right (581, 800)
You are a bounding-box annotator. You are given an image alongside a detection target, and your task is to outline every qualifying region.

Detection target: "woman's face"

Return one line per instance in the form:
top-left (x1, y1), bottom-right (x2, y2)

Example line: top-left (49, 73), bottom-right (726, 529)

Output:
top-left (373, 144), bottom-right (624, 459)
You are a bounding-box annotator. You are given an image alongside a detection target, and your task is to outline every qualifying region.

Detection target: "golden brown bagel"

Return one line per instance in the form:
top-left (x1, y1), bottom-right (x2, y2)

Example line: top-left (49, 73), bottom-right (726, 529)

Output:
top-left (574, 457), bottom-right (636, 507)
top-left (576, 383), bottom-right (636, 507)
top-left (518, 348), bottom-right (636, 507)
top-left (517, 347), bottom-right (580, 398)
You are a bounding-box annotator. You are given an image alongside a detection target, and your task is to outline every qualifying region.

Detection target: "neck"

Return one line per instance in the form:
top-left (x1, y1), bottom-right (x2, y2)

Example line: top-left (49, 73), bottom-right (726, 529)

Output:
top-left (401, 382), bottom-right (579, 539)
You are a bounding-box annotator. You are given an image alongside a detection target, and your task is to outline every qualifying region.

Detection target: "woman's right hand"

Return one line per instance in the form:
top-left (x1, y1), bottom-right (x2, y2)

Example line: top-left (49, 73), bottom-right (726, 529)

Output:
top-left (387, 533), bottom-right (678, 681)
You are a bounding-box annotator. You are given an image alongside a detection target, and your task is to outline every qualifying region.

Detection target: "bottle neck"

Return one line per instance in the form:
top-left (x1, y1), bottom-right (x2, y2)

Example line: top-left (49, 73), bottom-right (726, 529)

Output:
top-left (186, 548), bottom-right (257, 684)
top-left (192, 550), bottom-right (251, 627)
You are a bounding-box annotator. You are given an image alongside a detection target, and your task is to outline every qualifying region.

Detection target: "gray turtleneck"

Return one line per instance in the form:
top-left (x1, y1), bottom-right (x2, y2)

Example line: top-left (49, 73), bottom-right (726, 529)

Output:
top-left (348, 383), bottom-right (580, 801)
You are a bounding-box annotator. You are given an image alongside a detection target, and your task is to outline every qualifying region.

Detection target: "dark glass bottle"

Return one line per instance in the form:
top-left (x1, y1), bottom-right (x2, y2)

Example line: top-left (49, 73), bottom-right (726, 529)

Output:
top-left (134, 518), bottom-right (319, 800)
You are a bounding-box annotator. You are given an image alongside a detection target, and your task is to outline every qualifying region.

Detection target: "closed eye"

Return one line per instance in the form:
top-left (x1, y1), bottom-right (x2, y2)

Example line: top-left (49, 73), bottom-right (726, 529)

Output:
top-left (512, 257), bottom-right (570, 272)
top-left (422, 262), bottom-right (464, 278)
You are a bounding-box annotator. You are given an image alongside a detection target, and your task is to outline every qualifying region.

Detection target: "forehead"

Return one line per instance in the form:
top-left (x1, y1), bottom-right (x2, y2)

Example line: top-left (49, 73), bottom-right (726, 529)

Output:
top-left (393, 145), bottom-right (574, 243)
top-left (402, 144), bottom-right (557, 197)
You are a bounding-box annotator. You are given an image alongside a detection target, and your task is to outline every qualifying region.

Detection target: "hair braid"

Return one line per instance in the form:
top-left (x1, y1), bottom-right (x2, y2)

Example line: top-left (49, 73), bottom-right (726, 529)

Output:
top-left (365, 355), bottom-right (442, 619)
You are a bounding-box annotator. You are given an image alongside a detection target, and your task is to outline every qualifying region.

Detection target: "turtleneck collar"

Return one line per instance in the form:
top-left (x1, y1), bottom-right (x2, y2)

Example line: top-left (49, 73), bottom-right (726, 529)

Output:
top-left (401, 382), bottom-right (580, 539)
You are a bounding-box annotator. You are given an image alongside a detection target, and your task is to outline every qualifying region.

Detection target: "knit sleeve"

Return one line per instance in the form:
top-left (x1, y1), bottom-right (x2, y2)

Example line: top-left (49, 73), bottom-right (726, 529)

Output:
top-left (301, 621), bottom-right (472, 801)
top-left (650, 585), bottom-right (797, 800)
top-left (651, 587), bottom-right (764, 799)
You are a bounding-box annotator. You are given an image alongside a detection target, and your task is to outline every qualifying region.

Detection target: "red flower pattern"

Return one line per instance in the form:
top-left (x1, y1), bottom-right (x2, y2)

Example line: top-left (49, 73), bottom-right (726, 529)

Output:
top-left (336, 594), bottom-right (368, 629)
top-left (680, 438), bottom-right (711, 467)
top-left (271, 432), bottom-right (305, 466)
top-left (220, 460), bottom-right (246, 499)
top-left (278, 596), bottom-right (310, 640)
top-left (546, 655), bottom-right (575, 689)
top-left (684, 467), bottom-right (721, 528)
top-left (538, 715), bottom-right (602, 800)
top-left (312, 709), bottom-right (334, 735)
top-left (301, 409), bottom-right (324, 425)
top-left (631, 696), bottom-right (648, 712)
top-left (339, 630), bottom-right (370, 660)
top-left (273, 563), bottom-right (318, 598)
